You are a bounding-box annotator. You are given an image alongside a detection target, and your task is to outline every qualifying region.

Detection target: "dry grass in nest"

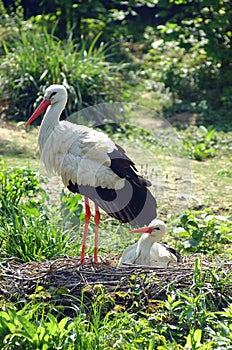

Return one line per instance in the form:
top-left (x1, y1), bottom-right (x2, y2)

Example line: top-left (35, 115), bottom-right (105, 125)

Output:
top-left (0, 254), bottom-right (231, 314)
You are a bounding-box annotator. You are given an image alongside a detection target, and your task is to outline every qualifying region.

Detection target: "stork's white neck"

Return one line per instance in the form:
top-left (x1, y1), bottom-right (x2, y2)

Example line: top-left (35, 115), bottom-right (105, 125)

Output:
top-left (38, 99), bottom-right (66, 152)
top-left (135, 233), bottom-right (159, 264)
top-left (139, 233), bottom-right (160, 245)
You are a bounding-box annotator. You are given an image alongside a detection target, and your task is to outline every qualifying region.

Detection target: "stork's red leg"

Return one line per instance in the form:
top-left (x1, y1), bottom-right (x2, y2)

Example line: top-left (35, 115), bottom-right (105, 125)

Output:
top-left (93, 203), bottom-right (100, 263)
top-left (81, 196), bottom-right (91, 263)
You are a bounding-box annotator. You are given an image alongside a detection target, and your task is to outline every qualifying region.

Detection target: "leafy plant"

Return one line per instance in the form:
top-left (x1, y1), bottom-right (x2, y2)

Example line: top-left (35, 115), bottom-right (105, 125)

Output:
top-left (179, 126), bottom-right (218, 160)
top-left (59, 190), bottom-right (84, 229)
top-left (0, 160), bottom-right (45, 218)
top-left (0, 298), bottom-right (231, 350)
top-left (175, 210), bottom-right (232, 254)
top-left (0, 303), bottom-right (79, 350)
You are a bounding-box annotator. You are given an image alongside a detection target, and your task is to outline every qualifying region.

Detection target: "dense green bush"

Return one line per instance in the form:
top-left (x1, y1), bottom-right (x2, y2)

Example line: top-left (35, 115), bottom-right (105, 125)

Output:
top-left (134, 28), bottom-right (232, 128)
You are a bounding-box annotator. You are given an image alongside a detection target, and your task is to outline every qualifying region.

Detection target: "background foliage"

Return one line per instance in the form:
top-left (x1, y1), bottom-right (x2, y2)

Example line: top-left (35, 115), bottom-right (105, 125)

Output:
top-left (1, 0), bottom-right (232, 129)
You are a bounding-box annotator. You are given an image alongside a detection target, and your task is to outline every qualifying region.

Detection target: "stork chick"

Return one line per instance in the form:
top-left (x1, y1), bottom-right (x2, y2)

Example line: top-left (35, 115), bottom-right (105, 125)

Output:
top-left (119, 219), bottom-right (181, 267)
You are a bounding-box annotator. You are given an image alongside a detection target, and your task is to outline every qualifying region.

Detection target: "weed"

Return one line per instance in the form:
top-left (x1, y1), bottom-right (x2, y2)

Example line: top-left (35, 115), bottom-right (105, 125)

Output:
top-left (179, 126), bottom-right (221, 161)
top-left (175, 209), bottom-right (232, 254)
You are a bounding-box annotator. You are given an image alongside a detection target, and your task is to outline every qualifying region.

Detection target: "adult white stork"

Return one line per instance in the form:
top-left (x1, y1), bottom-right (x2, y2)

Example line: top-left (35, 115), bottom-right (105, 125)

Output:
top-left (25, 84), bottom-right (157, 263)
top-left (119, 219), bottom-right (181, 267)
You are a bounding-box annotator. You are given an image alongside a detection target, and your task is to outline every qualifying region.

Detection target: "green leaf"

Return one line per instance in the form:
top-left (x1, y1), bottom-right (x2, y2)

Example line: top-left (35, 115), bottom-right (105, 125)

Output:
top-left (188, 220), bottom-right (199, 228)
top-left (193, 328), bottom-right (202, 345)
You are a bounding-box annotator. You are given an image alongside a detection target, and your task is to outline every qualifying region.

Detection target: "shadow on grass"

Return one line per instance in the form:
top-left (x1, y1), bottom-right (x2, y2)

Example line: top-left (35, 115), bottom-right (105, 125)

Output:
top-left (164, 103), bottom-right (232, 132)
top-left (0, 138), bottom-right (34, 158)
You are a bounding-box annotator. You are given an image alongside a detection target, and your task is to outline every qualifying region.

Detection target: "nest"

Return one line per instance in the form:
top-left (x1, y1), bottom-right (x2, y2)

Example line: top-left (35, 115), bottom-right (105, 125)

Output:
top-left (0, 254), bottom-right (231, 314)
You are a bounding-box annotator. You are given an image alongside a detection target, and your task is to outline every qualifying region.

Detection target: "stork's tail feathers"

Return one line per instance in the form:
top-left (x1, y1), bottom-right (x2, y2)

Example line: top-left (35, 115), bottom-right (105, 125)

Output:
top-left (67, 179), bottom-right (157, 227)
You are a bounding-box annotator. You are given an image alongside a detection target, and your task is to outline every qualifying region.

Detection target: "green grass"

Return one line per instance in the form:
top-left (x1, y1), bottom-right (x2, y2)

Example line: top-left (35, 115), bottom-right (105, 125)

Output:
top-left (0, 27), bottom-right (123, 122)
top-left (172, 209), bottom-right (232, 255)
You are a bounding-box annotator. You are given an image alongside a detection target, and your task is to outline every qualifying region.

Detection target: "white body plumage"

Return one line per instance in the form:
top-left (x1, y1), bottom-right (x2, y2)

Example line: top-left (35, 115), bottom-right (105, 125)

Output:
top-left (39, 120), bottom-right (125, 190)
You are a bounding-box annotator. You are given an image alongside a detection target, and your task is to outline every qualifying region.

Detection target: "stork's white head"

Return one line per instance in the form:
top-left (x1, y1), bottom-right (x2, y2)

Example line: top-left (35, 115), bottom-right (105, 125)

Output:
top-left (44, 84), bottom-right (68, 105)
top-left (148, 219), bottom-right (166, 241)
top-left (25, 84), bottom-right (68, 126)
top-left (132, 219), bottom-right (166, 242)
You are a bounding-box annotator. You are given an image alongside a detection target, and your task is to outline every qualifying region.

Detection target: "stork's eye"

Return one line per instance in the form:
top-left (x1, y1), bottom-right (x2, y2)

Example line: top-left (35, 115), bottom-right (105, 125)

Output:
top-left (154, 227), bottom-right (161, 230)
top-left (50, 92), bottom-right (57, 98)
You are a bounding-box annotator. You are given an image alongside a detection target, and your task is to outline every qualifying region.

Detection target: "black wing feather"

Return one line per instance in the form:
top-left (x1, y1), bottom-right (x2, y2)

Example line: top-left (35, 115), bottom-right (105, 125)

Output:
top-left (109, 144), bottom-right (151, 187)
top-left (67, 143), bottom-right (157, 226)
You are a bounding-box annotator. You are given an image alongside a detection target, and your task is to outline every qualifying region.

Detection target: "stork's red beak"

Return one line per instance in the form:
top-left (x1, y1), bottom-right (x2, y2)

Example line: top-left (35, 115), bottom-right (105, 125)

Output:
top-left (25, 99), bottom-right (51, 126)
top-left (132, 226), bottom-right (152, 234)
